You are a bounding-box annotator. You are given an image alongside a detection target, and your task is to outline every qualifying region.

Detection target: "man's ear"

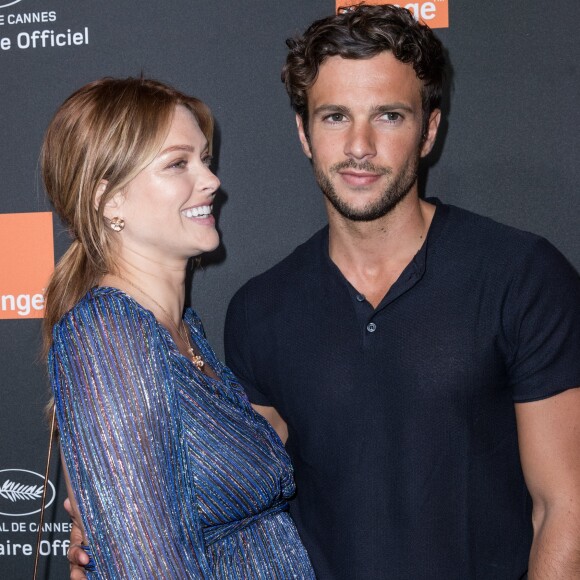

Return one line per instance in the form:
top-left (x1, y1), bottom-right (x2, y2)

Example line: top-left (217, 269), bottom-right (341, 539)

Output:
top-left (420, 109), bottom-right (441, 158)
top-left (296, 114), bottom-right (313, 159)
top-left (95, 180), bottom-right (123, 219)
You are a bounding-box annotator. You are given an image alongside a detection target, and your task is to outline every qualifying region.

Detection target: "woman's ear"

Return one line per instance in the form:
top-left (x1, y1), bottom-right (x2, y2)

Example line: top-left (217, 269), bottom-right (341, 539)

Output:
top-left (95, 180), bottom-right (124, 219)
top-left (94, 180), bottom-right (109, 213)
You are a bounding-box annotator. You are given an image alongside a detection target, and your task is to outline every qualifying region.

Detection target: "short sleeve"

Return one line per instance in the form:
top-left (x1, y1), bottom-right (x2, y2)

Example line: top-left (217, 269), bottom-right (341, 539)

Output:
top-left (504, 238), bottom-right (580, 401)
top-left (49, 291), bottom-right (212, 578)
top-left (224, 285), bottom-right (273, 406)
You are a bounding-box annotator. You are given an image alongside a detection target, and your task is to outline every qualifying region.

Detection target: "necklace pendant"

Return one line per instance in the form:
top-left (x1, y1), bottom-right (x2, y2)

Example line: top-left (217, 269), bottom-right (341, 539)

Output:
top-left (189, 349), bottom-right (204, 370)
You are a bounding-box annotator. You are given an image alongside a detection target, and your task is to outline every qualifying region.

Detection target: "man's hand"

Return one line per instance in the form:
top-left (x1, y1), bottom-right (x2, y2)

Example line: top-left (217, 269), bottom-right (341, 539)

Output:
top-left (251, 404), bottom-right (288, 444)
top-left (64, 497), bottom-right (89, 580)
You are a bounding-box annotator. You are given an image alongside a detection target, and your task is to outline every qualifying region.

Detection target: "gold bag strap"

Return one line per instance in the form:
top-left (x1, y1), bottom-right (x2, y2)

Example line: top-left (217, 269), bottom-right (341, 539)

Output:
top-left (32, 405), bottom-right (57, 580)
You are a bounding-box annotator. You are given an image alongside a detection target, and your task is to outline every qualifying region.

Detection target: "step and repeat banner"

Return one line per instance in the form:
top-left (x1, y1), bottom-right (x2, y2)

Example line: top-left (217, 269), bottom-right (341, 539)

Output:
top-left (0, 1), bottom-right (578, 577)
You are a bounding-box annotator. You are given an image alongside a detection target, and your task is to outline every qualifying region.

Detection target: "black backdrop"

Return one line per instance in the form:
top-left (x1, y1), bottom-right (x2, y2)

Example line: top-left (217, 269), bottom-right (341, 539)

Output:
top-left (0, 1), bottom-right (578, 577)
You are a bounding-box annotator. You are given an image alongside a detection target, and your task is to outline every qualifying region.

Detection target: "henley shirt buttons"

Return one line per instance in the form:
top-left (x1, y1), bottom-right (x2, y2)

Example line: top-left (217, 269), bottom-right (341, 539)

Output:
top-left (366, 322), bottom-right (377, 333)
top-left (356, 293), bottom-right (365, 302)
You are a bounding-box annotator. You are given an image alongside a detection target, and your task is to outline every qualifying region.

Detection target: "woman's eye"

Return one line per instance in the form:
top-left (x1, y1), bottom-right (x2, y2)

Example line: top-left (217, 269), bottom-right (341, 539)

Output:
top-left (168, 159), bottom-right (187, 169)
top-left (202, 155), bottom-right (213, 167)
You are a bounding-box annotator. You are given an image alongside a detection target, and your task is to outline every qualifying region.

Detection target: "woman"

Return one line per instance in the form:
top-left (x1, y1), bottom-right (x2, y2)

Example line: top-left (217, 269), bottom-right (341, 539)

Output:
top-left (43, 77), bottom-right (315, 578)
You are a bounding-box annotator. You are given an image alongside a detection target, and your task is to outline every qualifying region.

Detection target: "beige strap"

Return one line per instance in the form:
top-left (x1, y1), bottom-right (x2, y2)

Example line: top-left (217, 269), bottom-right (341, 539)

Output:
top-left (32, 405), bottom-right (56, 580)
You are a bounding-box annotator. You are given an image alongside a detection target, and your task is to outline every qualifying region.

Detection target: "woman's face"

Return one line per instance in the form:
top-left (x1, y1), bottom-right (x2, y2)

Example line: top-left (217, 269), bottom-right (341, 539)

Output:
top-left (110, 105), bottom-right (220, 264)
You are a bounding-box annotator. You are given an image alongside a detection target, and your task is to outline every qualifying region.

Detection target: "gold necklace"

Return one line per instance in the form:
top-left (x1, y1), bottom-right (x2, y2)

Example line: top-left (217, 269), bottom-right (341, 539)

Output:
top-left (112, 274), bottom-right (205, 370)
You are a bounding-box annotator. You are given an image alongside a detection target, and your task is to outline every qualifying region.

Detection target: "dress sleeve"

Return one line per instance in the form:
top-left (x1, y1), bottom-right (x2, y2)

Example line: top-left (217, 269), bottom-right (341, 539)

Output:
top-left (504, 238), bottom-right (580, 401)
top-left (49, 292), bottom-right (212, 578)
top-left (224, 285), bottom-right (273, 406)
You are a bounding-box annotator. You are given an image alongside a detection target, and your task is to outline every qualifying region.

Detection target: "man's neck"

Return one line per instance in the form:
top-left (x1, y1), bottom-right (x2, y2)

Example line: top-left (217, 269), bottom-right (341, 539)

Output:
top-left (327, 195), bottom-right (435, 308)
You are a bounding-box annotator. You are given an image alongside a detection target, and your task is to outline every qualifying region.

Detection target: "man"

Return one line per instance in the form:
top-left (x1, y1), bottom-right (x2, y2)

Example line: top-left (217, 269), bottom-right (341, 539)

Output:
top-left (224, 5), bottom-right (580, 579)
top-left (69, 5), bottom-right (580, 579)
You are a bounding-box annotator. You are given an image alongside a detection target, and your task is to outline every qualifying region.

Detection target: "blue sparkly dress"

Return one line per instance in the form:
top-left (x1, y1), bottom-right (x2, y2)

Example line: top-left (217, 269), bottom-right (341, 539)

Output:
top-left (49, 287), bottom-right (315, 578)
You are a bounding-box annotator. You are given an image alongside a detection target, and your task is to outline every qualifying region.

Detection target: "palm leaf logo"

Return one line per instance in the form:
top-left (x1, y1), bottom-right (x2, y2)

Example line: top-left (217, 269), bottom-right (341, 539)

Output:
top-left (0, 479), bottom-right (43, 502)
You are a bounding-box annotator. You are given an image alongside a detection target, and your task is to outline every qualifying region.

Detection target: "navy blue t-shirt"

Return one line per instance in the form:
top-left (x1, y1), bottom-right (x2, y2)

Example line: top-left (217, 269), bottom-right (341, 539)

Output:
top-left (225, 200), bottom-right (580, 580)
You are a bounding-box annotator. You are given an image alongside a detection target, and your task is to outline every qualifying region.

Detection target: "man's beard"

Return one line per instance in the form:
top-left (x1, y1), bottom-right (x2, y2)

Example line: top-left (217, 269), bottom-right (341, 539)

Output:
top-left (312, 154), bottom-right (420, 222)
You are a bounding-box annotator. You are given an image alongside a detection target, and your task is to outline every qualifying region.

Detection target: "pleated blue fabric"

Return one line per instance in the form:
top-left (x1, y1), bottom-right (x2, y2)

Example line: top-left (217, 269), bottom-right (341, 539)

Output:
top-left (49, 287), bottom-right (315, 578)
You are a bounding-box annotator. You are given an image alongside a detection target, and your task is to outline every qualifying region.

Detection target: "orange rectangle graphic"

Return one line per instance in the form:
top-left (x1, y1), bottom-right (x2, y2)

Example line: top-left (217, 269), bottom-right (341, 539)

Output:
top-left (337, 1), bottom-right (449, 29)
top-left (0, 212), bottom-right (54, 319)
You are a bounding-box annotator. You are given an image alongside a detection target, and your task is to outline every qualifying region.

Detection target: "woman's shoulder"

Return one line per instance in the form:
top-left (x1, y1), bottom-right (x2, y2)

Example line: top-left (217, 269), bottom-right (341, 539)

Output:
top-left (54, 286), bottom-right (156, 338)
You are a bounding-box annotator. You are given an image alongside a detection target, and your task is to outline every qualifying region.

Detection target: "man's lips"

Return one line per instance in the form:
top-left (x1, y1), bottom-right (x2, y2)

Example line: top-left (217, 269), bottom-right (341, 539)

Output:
top-left (338, 171), bottom-right (383, 187)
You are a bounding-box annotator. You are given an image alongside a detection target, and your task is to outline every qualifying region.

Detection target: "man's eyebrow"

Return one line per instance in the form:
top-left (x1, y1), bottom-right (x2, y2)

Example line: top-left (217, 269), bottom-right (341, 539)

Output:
top-left (311, 104), bottom-right (351, 117)
top-left (370, 103), bottom-right (415, 115)
top-left (311, 103), bottom-right (416, 117)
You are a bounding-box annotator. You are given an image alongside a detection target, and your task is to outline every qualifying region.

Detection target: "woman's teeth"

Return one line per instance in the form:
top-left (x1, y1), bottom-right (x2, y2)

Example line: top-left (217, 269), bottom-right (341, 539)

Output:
top-left (182, 205), bottom-right (212, 218)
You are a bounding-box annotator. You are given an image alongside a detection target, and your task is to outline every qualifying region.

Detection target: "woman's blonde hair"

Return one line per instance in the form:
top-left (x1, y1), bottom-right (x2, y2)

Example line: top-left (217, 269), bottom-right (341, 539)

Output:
top-left (41, 77), bottom-right (213, 358)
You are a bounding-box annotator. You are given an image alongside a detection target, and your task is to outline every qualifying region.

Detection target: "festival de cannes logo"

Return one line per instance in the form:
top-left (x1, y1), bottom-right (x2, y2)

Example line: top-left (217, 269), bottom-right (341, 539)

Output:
top-left (0, 0), bottom-right (24, 9)
top-left (0, 469), bottom-right (55, 517)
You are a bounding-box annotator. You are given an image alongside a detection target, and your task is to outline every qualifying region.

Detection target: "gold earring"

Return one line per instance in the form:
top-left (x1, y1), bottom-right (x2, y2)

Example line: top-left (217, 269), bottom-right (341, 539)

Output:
top-left (110, 217), bottom-right (125, 232)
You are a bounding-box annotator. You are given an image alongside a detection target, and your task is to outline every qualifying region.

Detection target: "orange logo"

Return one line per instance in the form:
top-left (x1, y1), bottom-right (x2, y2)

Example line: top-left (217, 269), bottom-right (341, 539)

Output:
top-left (337, 1), bottom-right (449, 29)
top-left (0, 212), bottom-right (54, 319)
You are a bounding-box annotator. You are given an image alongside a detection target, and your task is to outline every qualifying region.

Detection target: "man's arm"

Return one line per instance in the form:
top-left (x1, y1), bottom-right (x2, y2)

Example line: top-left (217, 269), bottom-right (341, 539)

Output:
top-left (252, 404), bottom-right (288, 444)
top-left (64, 498), bottom-right (89, 580)
top-left (225, 285), bottom-right (288, 443)
top-left (516, 387), bottom-right (580, 579)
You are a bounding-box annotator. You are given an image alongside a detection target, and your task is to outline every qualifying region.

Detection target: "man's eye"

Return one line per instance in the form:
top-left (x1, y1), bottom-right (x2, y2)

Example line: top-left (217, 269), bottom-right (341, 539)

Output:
top-left (383, 112), bottom-right (401, 122)
top-left (325, 113), bottom-right (345, 123)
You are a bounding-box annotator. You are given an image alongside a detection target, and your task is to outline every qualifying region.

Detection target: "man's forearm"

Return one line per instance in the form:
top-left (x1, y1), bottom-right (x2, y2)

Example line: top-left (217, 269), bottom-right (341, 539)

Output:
top-left (528, 508), bottom-right (580, 579)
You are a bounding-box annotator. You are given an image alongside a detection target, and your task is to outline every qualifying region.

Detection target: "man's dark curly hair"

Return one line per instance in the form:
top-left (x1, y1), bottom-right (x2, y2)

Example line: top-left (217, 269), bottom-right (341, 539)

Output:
top-left (282, 4), bottom-right (446, 134)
